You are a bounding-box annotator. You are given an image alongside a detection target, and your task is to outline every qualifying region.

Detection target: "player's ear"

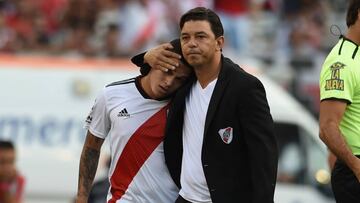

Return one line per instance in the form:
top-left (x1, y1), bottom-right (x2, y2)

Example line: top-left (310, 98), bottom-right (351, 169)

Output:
top-left (215, 36), bottom-right (224, 51)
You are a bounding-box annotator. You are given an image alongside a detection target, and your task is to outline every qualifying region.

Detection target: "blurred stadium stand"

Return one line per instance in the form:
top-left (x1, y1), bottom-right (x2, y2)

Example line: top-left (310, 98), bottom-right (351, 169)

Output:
top-left (0, 0), bottom-right (349, 116)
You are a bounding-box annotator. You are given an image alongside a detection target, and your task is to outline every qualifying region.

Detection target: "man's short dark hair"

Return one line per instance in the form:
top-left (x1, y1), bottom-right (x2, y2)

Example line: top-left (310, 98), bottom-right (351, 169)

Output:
top-left (179, 7), bottom-right (224, 38)
top-left (346, 0), bottom-right (360, 27)
top-left (0, 140), bottom-right (15, 150)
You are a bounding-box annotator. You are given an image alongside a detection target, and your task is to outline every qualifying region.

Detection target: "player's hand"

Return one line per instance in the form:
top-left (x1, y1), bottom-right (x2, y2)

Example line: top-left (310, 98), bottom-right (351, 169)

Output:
top-left (144, 43), bottom-right (181, 72)
top-left (75, 195), bottom-right (88, 203)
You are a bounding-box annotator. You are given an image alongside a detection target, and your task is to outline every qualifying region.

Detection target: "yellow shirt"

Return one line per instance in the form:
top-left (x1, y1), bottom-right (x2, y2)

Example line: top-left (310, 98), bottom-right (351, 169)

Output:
top-left (320, 37), bottom-right (360, 155)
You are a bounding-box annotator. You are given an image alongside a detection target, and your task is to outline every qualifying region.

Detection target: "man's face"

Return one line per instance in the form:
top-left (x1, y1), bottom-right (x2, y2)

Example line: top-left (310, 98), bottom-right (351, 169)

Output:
top-left (148, 63), bottom-right (192, 99)
top-left (0, 149), bottom-right (16, 181)
top-left (180, 20), bottom-right (221, 67)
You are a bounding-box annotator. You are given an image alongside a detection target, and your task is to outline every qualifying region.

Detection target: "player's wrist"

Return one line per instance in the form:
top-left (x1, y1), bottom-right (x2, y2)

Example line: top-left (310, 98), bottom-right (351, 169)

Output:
top-left (346, 155), bottom-right (360, 171)
top-left (76, 194), bottom-right (89, 203)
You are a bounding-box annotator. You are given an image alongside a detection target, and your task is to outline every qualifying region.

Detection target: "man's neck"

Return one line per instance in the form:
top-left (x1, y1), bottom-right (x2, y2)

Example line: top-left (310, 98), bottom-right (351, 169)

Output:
top-left (139, 75), bottom-right (155, 99)
top-left (346, 24), bottom-right (360, 45)
top-left (194, 54), bottom-right (221, 89)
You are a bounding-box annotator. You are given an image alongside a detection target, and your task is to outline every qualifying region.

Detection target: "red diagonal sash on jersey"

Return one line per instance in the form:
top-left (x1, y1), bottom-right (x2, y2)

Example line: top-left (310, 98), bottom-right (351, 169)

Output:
top-left (108, 104), bottom-right (169, 203)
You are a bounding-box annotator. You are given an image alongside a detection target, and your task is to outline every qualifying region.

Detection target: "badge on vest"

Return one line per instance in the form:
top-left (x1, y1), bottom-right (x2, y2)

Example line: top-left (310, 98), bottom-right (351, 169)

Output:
top-left (218, 127), bottom-right (233, 144)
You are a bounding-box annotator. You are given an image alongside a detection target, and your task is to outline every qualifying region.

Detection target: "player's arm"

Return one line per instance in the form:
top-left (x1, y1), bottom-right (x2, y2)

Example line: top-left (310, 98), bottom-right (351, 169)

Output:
top-left (131, 42), bottom-right (181, 73)
top-left (319, 99), bottom-right (360, 181)
top-left (328, 150), bottom-right (337, 171)
top-left (76, 131), bottom-right (104, 203)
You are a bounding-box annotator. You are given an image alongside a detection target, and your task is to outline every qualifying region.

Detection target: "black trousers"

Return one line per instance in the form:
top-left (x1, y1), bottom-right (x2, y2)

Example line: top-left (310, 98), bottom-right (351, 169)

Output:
top-left (331, 158), bottom-right (360, 203)
top-left (175, 195), bottom-right (192, 203)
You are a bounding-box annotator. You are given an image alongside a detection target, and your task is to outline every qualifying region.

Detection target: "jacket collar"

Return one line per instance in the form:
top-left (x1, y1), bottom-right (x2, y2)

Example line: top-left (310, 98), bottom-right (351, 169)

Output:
top-left (204, 55), bottom-right (232, 136)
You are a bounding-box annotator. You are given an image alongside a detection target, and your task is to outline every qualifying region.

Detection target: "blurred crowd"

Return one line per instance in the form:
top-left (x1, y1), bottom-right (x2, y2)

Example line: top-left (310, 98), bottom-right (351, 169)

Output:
top-left (0, 0), bottom-right (346, 57)
top-left (0, 0), bottom-right (348, 115)
top-left (0, 0), bottom-right (209, 57)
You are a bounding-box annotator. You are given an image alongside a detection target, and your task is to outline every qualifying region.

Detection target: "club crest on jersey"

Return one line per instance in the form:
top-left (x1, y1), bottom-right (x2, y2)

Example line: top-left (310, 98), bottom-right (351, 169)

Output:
top-left (218, 127), bottom-right (233, 144)
top-left (325, 62), bottom-right (345, 91)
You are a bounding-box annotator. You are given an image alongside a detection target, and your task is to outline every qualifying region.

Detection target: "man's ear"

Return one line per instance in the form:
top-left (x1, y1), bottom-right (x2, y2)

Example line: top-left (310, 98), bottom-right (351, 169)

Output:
top-left (215, 36), bottom-right (224, 51)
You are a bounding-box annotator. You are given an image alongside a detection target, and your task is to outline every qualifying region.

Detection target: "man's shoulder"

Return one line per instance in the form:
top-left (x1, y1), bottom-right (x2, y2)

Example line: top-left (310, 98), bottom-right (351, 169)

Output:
top-left (322, 49), bottom-right (358, 79)
top-left (99, 77), bottom-right (139, 101)
top-left (106, 77), bottom-right (137, 88)
top-left (326, 38), bottom-right (360, 66)
top-left (223, 57), bottom-right (261, 85)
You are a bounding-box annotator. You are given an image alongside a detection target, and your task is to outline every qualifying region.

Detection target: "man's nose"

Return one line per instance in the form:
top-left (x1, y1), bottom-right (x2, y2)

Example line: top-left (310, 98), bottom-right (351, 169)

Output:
top-left (188, 37), bottom-right (197, 47)
top-left (164, 76), bottom-right (175, 87)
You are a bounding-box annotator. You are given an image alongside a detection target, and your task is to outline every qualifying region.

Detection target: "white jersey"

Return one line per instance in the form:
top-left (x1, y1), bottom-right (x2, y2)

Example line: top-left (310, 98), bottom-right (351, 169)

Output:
top-left (84, 77), bottom-right (178, 203)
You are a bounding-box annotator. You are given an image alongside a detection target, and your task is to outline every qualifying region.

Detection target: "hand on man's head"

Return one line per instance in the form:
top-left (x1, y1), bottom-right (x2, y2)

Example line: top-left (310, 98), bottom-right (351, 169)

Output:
top-left (144, 42), bottom-right (182, 73)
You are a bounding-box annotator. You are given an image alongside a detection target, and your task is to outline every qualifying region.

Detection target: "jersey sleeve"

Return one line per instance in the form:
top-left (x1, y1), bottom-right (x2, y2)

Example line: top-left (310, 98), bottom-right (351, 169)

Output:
top-left (320, 60), bottom-right (355, 103)
top-left (84, 89), bottom-right (111, 139)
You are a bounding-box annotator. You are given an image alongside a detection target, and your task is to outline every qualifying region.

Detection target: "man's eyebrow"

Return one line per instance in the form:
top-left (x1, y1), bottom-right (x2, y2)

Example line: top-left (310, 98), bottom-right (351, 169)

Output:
top-left (177, 75), bottom-right (189, 79)
top-left (195, 31), bottom-right (208, 35)
top-left (181, 31), bottom-right (208, 35)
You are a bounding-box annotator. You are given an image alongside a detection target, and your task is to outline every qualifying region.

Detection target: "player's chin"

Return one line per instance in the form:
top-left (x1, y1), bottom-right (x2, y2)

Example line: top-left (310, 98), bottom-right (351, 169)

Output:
top-left (152, 91), bottom-right (166, 100)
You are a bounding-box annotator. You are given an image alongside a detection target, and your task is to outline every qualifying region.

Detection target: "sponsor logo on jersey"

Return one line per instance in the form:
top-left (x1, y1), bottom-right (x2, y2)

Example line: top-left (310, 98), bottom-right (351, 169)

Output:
top-left (85, 115), bottom-right (93, 124)
top-left (117, 108), bottom-right (130, 118)
top-left (85, 106), bottom-right (94, 124)
top-left (325, 62), bottom-right (345, 91)
top-left (218, 127), bottom-right (233, 144)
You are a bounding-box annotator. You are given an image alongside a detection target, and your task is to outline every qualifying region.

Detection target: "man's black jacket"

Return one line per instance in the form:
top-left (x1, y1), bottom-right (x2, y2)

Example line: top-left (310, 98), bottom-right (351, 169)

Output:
top-left (132, 54), bottom-right (278, 203)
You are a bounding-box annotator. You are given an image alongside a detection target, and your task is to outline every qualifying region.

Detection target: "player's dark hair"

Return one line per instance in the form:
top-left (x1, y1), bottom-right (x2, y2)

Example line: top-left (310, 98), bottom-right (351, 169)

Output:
top-left (0, 140), bottom-right (15, 150)
top-left (134, 39), bottom-right (192, 75)
top-left (346, 0), bottom-right (360, 27)
top-left (179, 7), bottom-right (224, 38)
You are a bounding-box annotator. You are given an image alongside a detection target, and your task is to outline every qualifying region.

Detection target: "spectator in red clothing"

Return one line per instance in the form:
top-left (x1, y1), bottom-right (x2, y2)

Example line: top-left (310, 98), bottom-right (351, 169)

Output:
top-left (0, 11), bottom-right (17, 52)
top-left (0, 140), bottom-right (25, 203)
top-left (4, 0), bottom-right (37, 50)
top-left (214, 0), bottom-right (266, 55)
top-left (38, 0), bottom-right (68, 35)
top-left (213, 0), bottom-right (262, 56)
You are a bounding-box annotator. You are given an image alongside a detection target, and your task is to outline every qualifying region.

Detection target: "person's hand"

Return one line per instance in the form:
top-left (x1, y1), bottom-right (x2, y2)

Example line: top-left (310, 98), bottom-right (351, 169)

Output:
top-left (144, 42), bottom-right (181, 72)
top-left (75, 195), bottom-right (88, 203)
top-left (353, 159), bottom-right (360, 182)
top-left (328, 151), bottom-right (336, 171)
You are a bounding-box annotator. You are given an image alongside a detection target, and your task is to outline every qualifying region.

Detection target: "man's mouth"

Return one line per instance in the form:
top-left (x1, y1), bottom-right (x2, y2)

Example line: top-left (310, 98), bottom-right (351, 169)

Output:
top-left (159, 86), bottom-right (168, 93)
top-left (188, 50), bottom-right (200, 55)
